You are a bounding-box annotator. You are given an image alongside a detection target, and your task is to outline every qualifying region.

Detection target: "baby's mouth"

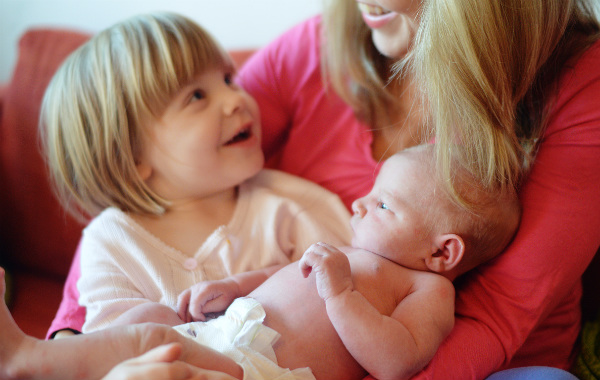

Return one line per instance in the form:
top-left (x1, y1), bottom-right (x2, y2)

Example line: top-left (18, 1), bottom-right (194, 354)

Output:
top-left (224, 126), bottom-right (252, 146)
top-left (357, 2), bottom-right (392, 16)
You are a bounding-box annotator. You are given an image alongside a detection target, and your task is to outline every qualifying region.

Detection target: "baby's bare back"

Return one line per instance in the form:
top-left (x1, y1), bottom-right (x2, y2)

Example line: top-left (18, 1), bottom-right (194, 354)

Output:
top-left (248, 249), bottom-right (420, 380)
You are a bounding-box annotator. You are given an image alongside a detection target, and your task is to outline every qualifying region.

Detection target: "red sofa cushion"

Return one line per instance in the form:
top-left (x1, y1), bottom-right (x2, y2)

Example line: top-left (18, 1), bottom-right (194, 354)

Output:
top-left (1, 28), bottom-right (91, 279)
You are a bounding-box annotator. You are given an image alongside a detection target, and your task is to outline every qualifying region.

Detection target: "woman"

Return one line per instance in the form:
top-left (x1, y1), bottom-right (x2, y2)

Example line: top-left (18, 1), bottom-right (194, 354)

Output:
top-left (50, 0), bottom-right (600, 378)
top-left (237, 0), bottom-right (600, 378)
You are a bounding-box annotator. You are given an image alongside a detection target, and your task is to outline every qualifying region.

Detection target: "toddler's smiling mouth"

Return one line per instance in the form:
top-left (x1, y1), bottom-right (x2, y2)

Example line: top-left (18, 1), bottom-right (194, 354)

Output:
top-left (224, 126), bottom-right (252, 146)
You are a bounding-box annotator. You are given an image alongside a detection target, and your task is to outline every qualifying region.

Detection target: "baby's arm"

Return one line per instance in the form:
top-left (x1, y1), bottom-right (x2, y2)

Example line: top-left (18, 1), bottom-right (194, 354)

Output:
top-left (177, 264), bottom-right (284, 322)
top-left (300, 243), bottom-right (455, 380)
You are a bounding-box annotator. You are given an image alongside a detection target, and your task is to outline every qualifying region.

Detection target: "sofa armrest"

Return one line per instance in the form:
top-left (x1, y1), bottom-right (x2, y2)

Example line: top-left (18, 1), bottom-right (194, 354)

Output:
top-left (0, 84), bottom-right (6, 117)
top-left (0, 28), bottom-right (91, 279)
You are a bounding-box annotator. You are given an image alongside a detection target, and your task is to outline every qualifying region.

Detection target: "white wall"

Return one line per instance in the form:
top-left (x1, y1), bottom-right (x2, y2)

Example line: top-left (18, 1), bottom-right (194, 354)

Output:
top-left (0, 0), bottom-right (323, 83)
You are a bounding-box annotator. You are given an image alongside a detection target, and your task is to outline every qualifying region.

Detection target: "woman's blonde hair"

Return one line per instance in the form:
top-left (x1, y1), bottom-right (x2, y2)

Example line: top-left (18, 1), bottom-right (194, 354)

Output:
top-left (323, 0), bottom-right (599, 205)
top-left (322, 0), bottom-right (399, 128)
top-left (40, 12), bottom-right (233, 222)
top-left (404, 0), bottom-right (600, 200)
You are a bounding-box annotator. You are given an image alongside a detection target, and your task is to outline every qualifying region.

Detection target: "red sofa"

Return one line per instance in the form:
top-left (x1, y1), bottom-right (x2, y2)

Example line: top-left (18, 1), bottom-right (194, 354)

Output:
top-left (1, 27), bottom-right (598, 347)
top-left (0, 28), bottom-right (254, 339)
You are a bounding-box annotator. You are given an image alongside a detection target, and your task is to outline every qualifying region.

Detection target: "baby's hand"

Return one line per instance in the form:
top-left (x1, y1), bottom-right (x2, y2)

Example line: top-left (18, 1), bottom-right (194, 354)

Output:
top-left (299, 242), bottom-right (353, 301)
top-left (177, 279), bottom-right (239, 323)
top-left (102, 343), bottom-right (237, 380)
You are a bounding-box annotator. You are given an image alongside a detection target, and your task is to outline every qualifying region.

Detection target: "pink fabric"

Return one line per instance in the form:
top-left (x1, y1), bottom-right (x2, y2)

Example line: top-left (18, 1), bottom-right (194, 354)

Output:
top-left (46, 243), bottom-right (85, 339)
top-left (49, 16), bottom-right (600, 380)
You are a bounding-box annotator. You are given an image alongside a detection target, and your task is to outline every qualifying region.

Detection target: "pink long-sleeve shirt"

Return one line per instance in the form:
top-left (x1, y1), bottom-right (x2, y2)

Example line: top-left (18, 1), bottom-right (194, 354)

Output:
top-left (49, 15), bottom-right (600, 380)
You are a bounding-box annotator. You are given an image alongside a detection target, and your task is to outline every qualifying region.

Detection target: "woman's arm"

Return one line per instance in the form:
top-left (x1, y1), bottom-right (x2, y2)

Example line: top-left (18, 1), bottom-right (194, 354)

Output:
top-left (410, 41), bottom-right (600, 380)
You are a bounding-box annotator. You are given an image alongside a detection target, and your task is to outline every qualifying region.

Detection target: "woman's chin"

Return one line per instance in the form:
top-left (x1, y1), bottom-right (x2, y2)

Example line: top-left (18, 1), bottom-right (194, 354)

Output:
top-left (370, 16), bottom-right (415, 59)
top-left (373, 37), bottom-right (410, 59)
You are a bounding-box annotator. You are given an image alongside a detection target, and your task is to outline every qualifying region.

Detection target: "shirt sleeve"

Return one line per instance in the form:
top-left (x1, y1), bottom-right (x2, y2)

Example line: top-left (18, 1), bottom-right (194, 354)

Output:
top-left (46, 242), bottom-right (85, 339)
top-left (78, 219), bottom-right (152, 333)
top-left (284, 182), bottom-right (353, 261)
top-left (409, 42), bottom-right (600, 380)
top-left (254, 170), bottom-right (353, 262)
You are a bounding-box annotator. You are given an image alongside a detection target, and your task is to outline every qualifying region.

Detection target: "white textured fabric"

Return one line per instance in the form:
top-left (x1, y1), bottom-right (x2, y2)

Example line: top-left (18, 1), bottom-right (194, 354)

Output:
top-left (175, 298), bottom-right (315, 380)
top-left (79, 169), bottom-right (352, 332)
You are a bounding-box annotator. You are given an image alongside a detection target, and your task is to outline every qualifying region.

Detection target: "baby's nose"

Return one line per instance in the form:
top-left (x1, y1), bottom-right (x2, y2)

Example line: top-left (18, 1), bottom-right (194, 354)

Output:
top-left (352, 199), bottom-right (366, 218)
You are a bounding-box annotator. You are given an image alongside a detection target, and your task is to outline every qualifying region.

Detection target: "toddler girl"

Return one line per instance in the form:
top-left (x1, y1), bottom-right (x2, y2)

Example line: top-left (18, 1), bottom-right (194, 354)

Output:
top-left (40, 11), bottom-right (351, 334)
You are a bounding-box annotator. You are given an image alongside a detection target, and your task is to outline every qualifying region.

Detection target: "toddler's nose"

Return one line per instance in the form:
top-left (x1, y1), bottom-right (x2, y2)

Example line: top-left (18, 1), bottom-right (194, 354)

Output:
top-left (223, 90), bottom-right (245, 116)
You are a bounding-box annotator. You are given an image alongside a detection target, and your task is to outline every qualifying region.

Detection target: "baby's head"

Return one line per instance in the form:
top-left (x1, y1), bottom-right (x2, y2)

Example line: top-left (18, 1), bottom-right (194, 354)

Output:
top-left (40, 12), bottom-right (245, 222)
top-left (351, 144), bottom-right (520, 280)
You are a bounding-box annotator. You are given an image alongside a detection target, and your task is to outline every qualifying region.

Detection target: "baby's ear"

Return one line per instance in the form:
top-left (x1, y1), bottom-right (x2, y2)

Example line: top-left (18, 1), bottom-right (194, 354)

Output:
top-left (425, 234), bottom-right (465, 274)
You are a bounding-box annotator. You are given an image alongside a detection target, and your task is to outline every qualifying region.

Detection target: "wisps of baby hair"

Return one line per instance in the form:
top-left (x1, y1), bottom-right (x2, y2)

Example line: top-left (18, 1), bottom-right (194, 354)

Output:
top-left (407, 144), bottom-right (520, 275)
top-left (40, 12), bottom-right (234, 223)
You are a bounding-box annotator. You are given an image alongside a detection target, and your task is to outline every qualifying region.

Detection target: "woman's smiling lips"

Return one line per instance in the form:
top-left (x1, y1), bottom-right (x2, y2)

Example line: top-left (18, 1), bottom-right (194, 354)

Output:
top-left (357, 1), bottom-right (397, 29)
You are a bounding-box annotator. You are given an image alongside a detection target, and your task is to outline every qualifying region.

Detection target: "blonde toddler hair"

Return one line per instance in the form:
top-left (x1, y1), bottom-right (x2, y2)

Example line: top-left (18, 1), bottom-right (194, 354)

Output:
top-left (40, 12), bottom-right (233, 222)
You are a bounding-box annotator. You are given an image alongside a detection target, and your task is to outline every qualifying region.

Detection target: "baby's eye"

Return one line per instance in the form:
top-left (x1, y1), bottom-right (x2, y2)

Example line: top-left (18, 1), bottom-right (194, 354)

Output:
top-left (224, 72), bottom-right (233, 85)
top-left (377, 202), bottom-right (389, 210)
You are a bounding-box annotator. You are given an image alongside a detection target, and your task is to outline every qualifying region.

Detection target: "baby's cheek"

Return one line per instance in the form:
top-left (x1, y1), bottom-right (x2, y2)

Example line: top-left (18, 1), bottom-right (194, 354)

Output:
top-left (413, 227), bottom-right (424, 238)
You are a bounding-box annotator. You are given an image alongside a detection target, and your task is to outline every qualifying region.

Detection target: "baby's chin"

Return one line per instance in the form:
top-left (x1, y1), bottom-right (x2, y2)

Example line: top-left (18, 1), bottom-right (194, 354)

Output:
top-left (350, 235), bottom-right (367, 251)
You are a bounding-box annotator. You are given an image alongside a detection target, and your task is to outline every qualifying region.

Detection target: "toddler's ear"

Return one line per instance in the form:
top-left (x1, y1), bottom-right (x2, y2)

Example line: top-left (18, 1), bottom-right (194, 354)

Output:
top-left (425, 234), bottom-right (465, 274)
top-left (136, 161), bottom-right (152, 181)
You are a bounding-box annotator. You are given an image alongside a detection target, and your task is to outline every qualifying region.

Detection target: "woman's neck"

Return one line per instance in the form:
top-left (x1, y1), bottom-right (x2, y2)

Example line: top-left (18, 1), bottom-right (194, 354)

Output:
top-left (371, 76), bottom-right (428, 162)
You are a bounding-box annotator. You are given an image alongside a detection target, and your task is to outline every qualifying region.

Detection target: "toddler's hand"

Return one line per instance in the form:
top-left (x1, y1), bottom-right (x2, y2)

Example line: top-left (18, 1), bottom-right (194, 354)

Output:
top-left (299, 242), bottom-right (353, 301)
top-left (102, 343), bottom-right (237, 380)
top-left (177, 279), bottom-right (239, 323)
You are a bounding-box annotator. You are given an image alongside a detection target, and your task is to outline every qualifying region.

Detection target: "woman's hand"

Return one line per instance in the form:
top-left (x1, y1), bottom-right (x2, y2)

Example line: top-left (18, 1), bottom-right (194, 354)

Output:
top-left (102, 343), bottom-right (238, 380)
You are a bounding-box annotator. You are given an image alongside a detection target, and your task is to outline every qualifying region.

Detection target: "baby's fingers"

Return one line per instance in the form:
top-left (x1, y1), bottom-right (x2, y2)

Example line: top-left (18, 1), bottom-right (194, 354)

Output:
top-left (200, 295), bottom-right (232, 316)
top-left (298, 254), bottom-right (312, 278)
top-left (299, 243), bottom-right (326, 277)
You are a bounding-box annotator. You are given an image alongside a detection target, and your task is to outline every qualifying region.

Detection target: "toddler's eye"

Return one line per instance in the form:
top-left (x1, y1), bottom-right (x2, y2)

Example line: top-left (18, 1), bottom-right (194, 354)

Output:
top-left (224, 73), bottom-right (233, 85)
top-left (191, 89), bottom-right (205, 102)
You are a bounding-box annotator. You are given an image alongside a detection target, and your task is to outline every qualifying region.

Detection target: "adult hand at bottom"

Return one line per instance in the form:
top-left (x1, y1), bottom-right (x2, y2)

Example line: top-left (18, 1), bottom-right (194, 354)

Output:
top-left (102, 343), bottom-right (239, 380)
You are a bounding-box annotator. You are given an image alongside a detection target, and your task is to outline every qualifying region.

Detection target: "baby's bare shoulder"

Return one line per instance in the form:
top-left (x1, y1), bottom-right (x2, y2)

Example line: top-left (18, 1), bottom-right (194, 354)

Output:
top-left (408, 269), bottom-right (454, 295)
